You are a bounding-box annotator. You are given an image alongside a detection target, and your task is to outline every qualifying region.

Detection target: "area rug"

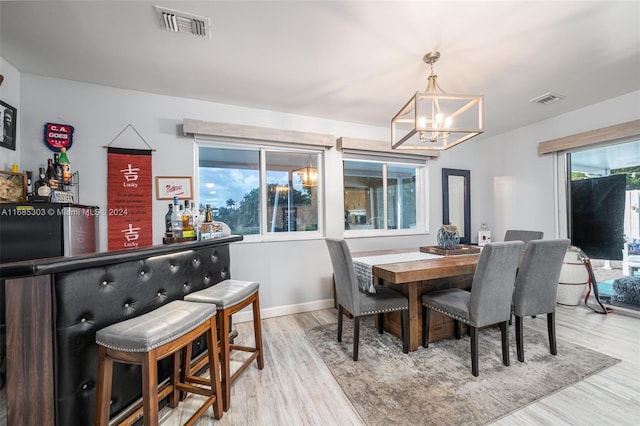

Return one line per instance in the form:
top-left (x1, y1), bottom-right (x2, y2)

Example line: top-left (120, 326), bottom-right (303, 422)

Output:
top-left (306, 318), bottom-right (619, 426)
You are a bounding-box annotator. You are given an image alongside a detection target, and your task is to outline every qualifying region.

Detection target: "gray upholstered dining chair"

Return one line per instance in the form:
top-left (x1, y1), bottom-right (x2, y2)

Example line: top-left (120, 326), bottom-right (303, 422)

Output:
top-left (512, 238), bottom-right (570, 362)
top-left (504, 229), bottom-right (544, 245)
top-left (325, 238), bottom-right (409, 361)
top-left (421, 241), bottom-right (524, 376)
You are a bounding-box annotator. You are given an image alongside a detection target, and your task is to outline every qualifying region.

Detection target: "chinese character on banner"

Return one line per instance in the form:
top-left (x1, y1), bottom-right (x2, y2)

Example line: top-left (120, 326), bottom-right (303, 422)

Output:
top-left (107, 147), bottom-right (152, 250)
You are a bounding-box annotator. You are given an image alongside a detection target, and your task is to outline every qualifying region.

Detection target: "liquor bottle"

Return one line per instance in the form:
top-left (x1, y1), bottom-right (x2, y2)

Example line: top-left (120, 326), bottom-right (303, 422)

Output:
top-left (181, 200), bottom-right (195, 238)
top-left (170, 196), bottom-right (183, 239)
top-left (25, 171), bottom-right (33, 199)
top-left (46, 158), bottom-right (59, 190)
top-left (58, 147), bottom-right (72, 186)
top-left (36, 167), bottom-right (51, 197)
top-left (200, 204), bottom-right (215, 240)
top-left (53, 153), bottom-right (63, 189)
top-left (205, 204), bottom-right (213, 223)
top-left (164, 203), bottom-right (173, 235)
top-left (189, 201), bottom-right (197, 229)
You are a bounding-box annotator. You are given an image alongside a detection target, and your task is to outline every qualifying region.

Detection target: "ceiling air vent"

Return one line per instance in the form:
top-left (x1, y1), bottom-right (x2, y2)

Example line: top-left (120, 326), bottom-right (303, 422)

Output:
top-left (155, 5), bottom-right (210, 38)
top-left (529, 92), bottom-right (565, 105)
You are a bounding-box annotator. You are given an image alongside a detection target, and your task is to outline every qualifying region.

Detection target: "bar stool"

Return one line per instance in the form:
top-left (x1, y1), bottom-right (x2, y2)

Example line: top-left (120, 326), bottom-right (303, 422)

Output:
top-left (94, 300), bottom-right (223, 426)
top-left (184, 279), bottom-right (264, 412)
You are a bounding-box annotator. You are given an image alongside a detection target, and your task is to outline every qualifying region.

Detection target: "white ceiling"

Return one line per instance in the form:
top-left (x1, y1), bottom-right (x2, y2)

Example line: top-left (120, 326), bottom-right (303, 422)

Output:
top-left (1, 0), bottom-right (639, 145)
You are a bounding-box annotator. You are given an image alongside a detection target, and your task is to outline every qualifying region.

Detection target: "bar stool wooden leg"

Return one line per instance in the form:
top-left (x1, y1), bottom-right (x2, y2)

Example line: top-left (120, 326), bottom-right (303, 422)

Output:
top-left (219, 308), bottom-right (232, 412)
top-left (253, 295), bottom-right (264, 370)
top-left (94, 346), bottom-right (113, 425)
top-left (141, 351), bottom-right (159, 426)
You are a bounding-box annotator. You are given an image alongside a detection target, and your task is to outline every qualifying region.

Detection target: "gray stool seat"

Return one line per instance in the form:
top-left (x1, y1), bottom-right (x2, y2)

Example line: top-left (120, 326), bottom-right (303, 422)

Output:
top-left (96, 300), bottom-right (217, 352)
top-left (185, 279), bottom-right (259, 308)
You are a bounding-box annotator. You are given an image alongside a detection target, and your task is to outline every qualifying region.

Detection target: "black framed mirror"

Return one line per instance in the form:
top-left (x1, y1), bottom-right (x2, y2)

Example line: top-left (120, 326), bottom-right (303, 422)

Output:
top-left (442, 168), bottom-right (471, 244)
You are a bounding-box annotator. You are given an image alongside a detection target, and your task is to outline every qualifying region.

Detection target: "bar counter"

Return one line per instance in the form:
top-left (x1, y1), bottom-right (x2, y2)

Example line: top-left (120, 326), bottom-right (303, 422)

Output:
top-left (0, 235), bottom-right (242, 426)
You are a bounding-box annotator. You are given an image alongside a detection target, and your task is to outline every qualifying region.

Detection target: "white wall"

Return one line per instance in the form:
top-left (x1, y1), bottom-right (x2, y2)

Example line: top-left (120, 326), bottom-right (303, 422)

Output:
top-left (0, 58), bottom-right (20, 170)
top-left (10, 64), bottom-right (640, 319)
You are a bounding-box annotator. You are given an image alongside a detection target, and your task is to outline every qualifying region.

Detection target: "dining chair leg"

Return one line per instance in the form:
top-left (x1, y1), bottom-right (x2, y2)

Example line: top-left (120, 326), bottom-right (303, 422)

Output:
top-left (401, 310), bottom-right (409, 354)
top-left (353, 316), bottom-right (360, 361)
top-left (454, 319), bottom-right (462, 339)
top-left (515, 315), bottom-right (524, 362)
top-left (337, 305), bottom-right (343, 342)
top-left (377, 313), bottom-right (384, 334)
top-left (500, 320), bottom-right (510, 367)
top-left (470, 325), bottom-right (479, 377)
top-left (547, 312), bottom-right (557, 355)
top-left (422, 306), bottom-right (430, 348)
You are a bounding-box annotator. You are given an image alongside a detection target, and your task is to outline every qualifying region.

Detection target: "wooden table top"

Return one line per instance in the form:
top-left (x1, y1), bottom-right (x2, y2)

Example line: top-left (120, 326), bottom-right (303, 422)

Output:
top-left (353, 248), bottom-right (480, 284)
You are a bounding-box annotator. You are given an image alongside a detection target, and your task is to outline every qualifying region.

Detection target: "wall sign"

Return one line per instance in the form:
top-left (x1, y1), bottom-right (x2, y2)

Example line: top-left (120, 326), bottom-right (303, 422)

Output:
top-left (107, 147), bottom-right (153, 250)
top-left (44, 122), bottom-right (74, 151)
top-left (155, 176), bottom-right (193, 200)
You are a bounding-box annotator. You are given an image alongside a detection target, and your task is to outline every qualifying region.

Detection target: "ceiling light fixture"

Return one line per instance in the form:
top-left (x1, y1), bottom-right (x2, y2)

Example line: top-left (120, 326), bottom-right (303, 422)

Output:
top-left (294, 165), bottom-right (318, 188)
top-left (391, 51), bottom-right (484, 151)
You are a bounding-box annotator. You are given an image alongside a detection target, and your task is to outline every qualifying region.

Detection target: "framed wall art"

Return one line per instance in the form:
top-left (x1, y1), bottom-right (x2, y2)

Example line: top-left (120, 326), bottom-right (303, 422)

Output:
top-left (155, 176), bottom-right (193, 200)
top-left (0, 100), bottom-right (17, 151)
top-left (0, 170), bottom-right (26, 202)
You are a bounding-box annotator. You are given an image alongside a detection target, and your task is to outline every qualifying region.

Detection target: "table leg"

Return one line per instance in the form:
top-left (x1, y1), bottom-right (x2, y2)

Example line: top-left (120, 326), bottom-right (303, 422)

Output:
top-left (382, 280), bottom-right (422, 352)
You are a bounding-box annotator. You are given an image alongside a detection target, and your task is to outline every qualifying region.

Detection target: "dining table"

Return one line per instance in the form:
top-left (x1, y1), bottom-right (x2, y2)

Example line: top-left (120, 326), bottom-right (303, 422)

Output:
top-left (352, 246), bottom-right (481, 352)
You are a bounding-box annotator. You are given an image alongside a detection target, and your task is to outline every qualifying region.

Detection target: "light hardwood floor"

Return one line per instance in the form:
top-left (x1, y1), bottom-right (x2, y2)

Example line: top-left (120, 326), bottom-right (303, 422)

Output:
top-left (160, 305), bottom-right (640, 425)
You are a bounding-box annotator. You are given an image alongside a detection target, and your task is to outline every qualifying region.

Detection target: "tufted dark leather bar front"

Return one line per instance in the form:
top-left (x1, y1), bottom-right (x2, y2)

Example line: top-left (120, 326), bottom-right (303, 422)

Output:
top-left (0, 236), bottom-right (242, 426)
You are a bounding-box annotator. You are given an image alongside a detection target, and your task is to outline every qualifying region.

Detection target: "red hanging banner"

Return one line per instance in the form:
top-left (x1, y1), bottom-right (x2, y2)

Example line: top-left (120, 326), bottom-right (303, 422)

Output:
top-left (107, 148), bottom-right (153, 250)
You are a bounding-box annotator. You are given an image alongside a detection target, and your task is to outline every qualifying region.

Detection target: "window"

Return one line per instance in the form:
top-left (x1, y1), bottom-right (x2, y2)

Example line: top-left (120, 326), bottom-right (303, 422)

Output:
top-left (198, 144), bottom-right (321, 237)
top-left (344, 159), bottom-right (423, 232)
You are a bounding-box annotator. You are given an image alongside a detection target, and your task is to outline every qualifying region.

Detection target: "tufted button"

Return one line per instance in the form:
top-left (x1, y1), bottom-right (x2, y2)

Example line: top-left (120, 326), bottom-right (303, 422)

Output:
top-left (102, 280), bottom-right (108, 286)
top-left (140, 270), bottom-right (145, 276)
top-left (82, 383), bottom-right (88, 390)
top-left (170, 264), bottom-right (175, 269)
top-left (124, 303), bottom-right (130, 308)
top-left (157, 292), bottom-right (162, 297)
top-left (183, 282), bottom-right (188, 288)
top-left (80, 318), bottom-right (87, 323)
top-left (211, 252), bottom-right (219, 263)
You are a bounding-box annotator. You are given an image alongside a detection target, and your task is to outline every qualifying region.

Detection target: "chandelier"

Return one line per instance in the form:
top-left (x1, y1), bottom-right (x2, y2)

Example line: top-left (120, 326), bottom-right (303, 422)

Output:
top-left (391, 51), bottom-right (484, 151)
top-left (294, 164), bottom-right (318, 188)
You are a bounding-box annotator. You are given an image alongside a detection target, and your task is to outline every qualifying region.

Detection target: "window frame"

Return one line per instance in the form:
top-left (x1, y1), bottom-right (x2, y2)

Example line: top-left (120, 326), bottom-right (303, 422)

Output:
top-left (343, 154), bottom-right (429, 238)
top-left (196, 138), bottom-right (325, 242)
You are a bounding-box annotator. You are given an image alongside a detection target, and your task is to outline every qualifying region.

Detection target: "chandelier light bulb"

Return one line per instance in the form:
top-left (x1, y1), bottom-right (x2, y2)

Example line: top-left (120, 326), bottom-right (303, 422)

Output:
top-left (444, 116), bottom-right (453, 128)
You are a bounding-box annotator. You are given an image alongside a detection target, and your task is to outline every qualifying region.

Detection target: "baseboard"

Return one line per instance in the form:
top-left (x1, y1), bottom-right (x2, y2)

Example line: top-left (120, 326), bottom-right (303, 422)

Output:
top-left (233, 298), bottom-right (335, 323)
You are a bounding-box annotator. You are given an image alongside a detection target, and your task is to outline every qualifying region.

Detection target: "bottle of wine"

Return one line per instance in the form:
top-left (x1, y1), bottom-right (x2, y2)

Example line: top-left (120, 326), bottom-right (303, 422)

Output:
top-left (58, 147), bottom-right (72, 186)
top-left (46, 158), bottom-right (59, 190)
top-left (53, 153), bottom-right (63, 189)
top-left (170, 196), bottom-right (183, 239)
top-left (205, 204), bottom-right (213, 223)
top-left (164, 203), bottom-right (173, 235)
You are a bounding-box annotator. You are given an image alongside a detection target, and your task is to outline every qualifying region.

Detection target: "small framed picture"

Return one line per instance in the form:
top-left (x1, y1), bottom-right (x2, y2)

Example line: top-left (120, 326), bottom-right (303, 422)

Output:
top-left (0, 100), bottom-right (17, 151)
top-left (0, 170), bottom-right (26, 202)
top-left (156, 176), bottom-right (193, 200)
